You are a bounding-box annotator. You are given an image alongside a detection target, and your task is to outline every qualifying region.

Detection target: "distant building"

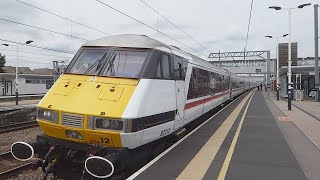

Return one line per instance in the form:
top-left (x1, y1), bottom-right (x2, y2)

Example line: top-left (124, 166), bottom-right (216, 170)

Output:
top-left (3, 66), bottom-right (33, 74)
top-left (32, 68), bottom-right (54, 75)
top-left (278, 43), bottom-right (298, 68)
top-left (0, 66), bottom-right (54, 96)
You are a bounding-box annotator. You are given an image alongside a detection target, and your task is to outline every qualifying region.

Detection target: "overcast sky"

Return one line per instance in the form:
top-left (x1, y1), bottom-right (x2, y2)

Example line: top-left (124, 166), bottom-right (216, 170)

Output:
top-left (0, 0), bottom-right (319, 69)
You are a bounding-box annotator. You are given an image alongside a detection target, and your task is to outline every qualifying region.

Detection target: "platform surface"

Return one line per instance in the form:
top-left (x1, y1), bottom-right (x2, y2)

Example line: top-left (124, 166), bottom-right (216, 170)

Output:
top-left (0, 99), bottom-right (39, 112)
top-left (128, 90), bottom-right (320, 180)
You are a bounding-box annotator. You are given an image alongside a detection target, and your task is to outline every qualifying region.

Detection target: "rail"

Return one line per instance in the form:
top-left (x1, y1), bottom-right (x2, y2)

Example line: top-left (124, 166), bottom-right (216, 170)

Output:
top-left (0, 151), bottom-right (33, 179)
top-left (0, 121), bottom-right (39, 134)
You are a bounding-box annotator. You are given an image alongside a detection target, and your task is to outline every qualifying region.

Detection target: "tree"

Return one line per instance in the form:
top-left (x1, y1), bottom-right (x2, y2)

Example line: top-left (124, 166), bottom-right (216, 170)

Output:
top-left (0, 53), bottom-right (6, 73)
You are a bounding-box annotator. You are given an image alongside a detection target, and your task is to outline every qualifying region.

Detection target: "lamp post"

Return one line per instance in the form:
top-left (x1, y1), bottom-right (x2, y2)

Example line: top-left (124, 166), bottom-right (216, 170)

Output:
top-left (2, 40), bottom-right (34, 105)
top-left (265, 34), bottom-right (289, 101)
top-left (315, 4), bottom-right (320, 102)
top-left (269, 3), bottom-right (311, 110)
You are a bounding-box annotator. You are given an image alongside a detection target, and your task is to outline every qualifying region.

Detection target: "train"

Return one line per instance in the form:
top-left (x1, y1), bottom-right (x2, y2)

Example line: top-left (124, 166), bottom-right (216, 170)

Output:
top-left (11, 34), bottom-right (254, 179)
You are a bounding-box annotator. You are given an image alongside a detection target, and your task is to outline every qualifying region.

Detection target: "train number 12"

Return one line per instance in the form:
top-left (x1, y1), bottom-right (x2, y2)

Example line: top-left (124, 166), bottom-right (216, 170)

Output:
top-left (100, 137), bottom-right (110, 144)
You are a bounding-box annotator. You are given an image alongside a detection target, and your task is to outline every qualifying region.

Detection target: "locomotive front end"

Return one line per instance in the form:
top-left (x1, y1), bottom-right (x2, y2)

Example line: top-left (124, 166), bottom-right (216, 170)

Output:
top-left (33, 73), bottom-right (139, 179)
top-left (11, 43), bottom-right (152, 179)
top-left (11, 34), bottom-right (178, 179)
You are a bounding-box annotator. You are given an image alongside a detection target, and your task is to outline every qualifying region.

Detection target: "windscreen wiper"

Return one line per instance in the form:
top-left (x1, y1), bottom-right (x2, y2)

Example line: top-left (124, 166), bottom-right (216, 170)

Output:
top-left (84, 53), bottom-right (108, 74)
top-left (104, 55), bottom-right (116, 74)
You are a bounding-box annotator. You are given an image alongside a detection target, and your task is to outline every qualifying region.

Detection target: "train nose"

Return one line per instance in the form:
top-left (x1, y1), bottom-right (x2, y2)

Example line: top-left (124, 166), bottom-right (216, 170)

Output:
top-left (11, 142), bottom-right (34, 161)
top-left (85, 156), bottom-right (114, 178)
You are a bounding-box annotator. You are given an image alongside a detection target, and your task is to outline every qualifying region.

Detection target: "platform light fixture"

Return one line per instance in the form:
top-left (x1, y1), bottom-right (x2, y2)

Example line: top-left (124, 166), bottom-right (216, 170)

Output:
top-left (269, 3), bottom-right (311, 110)
top-left (269, 6), bottom-right (281, 11)
top-left (315, 4), bottom-right (320, 102)
top-left (298, 3), bottom-right (312, 9)
top-left (265, 34), bottom-right (289, 101)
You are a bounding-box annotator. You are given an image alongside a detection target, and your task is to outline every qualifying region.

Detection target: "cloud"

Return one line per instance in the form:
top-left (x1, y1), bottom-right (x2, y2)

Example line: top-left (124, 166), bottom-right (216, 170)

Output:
top-left (0, 0), bottom-right (317, 69)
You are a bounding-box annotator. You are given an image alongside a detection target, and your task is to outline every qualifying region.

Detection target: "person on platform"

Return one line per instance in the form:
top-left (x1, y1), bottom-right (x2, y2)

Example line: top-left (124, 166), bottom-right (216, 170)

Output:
top-left (265, 83), bottom-right (267, 92)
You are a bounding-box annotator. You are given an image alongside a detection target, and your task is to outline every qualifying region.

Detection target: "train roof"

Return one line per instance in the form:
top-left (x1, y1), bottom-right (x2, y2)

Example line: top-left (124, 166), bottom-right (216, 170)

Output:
top-left (83, 34), bottom-right (170, 49)
top-left (83, 34), bottom-right (246, 79)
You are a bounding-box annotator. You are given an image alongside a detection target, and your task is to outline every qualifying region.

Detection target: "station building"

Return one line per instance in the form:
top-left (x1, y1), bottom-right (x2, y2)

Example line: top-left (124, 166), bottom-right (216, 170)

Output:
top-left (0, 66), bottom-right (54, 96)
top-left (279, 57), bottom-right (320, 98)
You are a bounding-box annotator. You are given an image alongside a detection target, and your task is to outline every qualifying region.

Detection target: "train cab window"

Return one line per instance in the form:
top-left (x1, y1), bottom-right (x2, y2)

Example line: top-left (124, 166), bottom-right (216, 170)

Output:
top-left (68, 49), bottom-right (109, 75)
top-left (102, 50), bottom-right (149, 78)
top-left (162, 55), bottom-right (170, 78)
top-left (174, 56), bottom-right (187, 80)
top-left (155, 54), bottom-right (171, 79)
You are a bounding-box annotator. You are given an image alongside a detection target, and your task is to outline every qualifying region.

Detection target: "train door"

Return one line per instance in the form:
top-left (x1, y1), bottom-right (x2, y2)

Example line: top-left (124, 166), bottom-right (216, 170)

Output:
top-left (174, 56), bottom-right (186, 129)
top-left (5, 81), bottom-right (12, 95)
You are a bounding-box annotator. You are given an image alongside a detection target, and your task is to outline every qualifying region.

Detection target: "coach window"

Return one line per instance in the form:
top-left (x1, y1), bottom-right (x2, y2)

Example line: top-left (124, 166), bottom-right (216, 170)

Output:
top-left (182, 59), bottom-right (188, 79)
top-left (203, 70), bottom-right (210, 96)
top-left (209, 72), bottom-right (217, 94)
top-left (187, 68), bottom-right (199, 99)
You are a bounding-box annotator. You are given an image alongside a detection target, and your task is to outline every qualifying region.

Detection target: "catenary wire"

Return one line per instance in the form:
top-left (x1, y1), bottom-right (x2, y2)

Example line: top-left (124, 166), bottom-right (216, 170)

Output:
top-left (96, 0), bottom-right (208, 58)
top-left (0, 48), bottom-right (71, 58)
top-left (16, 0), bottom-right (111, 36)
top-left (139, 0), bottom-right (211, 54)
top-left (6, 59), bottom-right (55, 64)
top-left (238, 0), bottom-right (254, 78)
top-left (0, 17), bottom-right (89, 41)
top-left (0, 38), bottom-right (75, 54)
top-left (2, 54), bottom-right (69, 61)
top-left (244, 0), bottom-right (254, 51)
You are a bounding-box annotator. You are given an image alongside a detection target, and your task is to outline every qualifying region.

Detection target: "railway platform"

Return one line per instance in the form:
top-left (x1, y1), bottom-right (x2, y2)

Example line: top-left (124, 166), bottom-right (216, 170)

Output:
top-left (128, 90), bottom-right (320, 180)
top-left (0, 99), bottom-right (39, 112)
top-left (0, 94), bottom-right (43, 102)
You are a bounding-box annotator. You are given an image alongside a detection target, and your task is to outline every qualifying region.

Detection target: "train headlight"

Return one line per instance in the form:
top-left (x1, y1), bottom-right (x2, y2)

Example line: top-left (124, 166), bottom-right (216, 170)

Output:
top-left (65, 130), bottom-right (83, 140)
top-left (37, 108), bottom-right (59, 124)
top-left (95, 118), bottom-right (123, 131)
top-left (101, 119), bottom-right (110, 128)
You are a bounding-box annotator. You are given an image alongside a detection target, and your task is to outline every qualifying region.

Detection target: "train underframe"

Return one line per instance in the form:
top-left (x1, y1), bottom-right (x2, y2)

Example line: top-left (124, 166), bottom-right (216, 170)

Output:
top-left (18, 133), bottom-right (170, 179)
top-left (28, 134), bottom-right (132, 179)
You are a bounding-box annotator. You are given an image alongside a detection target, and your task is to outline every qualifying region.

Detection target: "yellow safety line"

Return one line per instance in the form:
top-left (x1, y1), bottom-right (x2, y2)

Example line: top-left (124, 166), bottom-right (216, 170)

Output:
top-left (176, 91), bottom-right (254, 180)
top-left (217, 91), bottom-right (255, 180)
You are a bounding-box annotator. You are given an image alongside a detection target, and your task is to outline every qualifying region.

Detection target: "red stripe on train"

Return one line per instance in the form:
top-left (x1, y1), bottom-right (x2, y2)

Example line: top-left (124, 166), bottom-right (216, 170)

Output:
top-left (184, 91), bottom-right (229, 110)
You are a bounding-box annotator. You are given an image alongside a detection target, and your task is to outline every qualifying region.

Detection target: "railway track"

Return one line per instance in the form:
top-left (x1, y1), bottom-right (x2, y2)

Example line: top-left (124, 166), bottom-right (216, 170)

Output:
top-left (0, 151), bottom-right (34, 179)
top-left (0, 121), bottom-right (39, 134)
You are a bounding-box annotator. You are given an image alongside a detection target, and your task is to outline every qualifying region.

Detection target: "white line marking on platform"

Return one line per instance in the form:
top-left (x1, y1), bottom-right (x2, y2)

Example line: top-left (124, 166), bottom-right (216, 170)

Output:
top-left (176, 91), bottom-right (253, 180)
top-left (126, 91), bottom-right (253, 180)
top-left (217, 91), bottom-right (255, 180)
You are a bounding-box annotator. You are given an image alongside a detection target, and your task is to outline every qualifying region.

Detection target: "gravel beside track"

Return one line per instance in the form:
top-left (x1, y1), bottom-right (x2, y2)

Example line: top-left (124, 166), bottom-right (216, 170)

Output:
top-left (0, 127), bottom-right (44, 179)
top-left (0, 155), bottom-right (27, 175)
top-left (0, 127), bottom-right (42, 153)
top-left (7, 168), bottom-right (51, 180)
